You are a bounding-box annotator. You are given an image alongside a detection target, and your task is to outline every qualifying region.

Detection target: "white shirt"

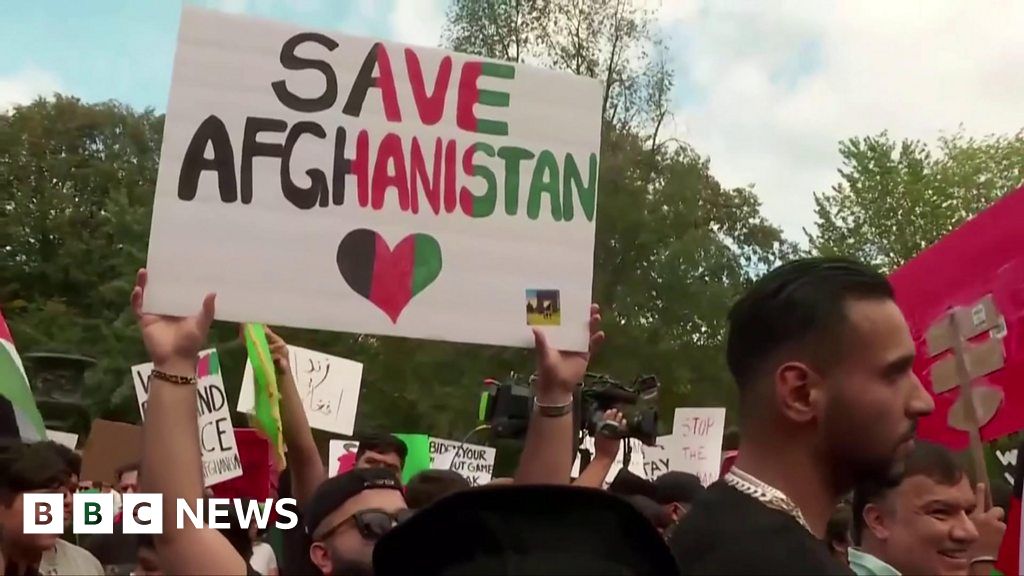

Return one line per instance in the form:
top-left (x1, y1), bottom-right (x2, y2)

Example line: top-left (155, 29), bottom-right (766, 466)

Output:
top-left (249, 542), bottom-right (278, 576)
top-left (38, 539), bottom-right (104, 576)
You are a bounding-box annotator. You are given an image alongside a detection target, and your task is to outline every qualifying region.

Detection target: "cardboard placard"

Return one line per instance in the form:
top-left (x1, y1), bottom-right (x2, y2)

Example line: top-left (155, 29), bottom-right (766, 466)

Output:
top-left (142, 6), bottom-right (603, 352)
top-left (926, 295), bottom-right (1001, 357)
top-left (641, 435), bottom-right (678, 480)
top-left (80, 419), bottom-right (143, 485)
top-left (571, 436), bottom-right (647, 487)
top-left (428, 438), bottom-right (496, 486)
top-left (671, 408), bottom-right (727, 486)
top-left (239, 345), bottom-right (362, 436)
top-left (132, 349), bottom-right (243, 486)
top-left (930, 337), bottom-right (1006, 393)
top-left (948, 385), bottom-right (1004, 431)
top-left (328, 439), bottom-right (360, 478)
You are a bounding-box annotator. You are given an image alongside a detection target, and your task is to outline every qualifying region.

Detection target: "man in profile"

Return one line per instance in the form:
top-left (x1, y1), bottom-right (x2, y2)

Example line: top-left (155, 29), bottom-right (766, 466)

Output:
top-left (850, 442), bottom-right (1004, 576)
top-left (0, 441), bottom-right (103, 575)
top-left (670, 257), bottom-right (935, 574)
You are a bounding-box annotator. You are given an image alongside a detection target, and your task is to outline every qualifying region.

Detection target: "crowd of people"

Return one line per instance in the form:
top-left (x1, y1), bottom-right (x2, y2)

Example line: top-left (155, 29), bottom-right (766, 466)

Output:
top-left (0, 257), bottom-right (1012, 575)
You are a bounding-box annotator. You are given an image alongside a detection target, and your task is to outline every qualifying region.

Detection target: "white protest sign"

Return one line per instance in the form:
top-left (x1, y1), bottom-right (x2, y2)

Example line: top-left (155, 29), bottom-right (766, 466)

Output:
top-left (671, 407), bottom-right (726, 486)
top-left (131, 349), bottom-right (243, 486)
top-left (238, 345), bottom-right (362, 436)
top-left (143, 6), bottom-right (603, 352)
top-left (327, 439), bottom-right (361, 478)
top-left (428, 438), bottom-right (496, 486)
top-left (642, 435), bottom-right (679, 480)
top-left (45, 430), bottom-right (79, 450)
top-left (571, 436), bottom-right (646, 486)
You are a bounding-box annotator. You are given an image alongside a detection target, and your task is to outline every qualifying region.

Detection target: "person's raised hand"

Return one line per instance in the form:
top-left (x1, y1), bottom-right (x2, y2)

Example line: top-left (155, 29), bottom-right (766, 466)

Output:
top-left (130, 268), bottom-right (215, 373)
top-left (594, 409), bottom-right (625, 460)
top-left (532, 304), bottom-right (604, 404)
top-left (265, 326), bottom-right (292, 375)
top-left (968, 482), bottom-right (1006, 560)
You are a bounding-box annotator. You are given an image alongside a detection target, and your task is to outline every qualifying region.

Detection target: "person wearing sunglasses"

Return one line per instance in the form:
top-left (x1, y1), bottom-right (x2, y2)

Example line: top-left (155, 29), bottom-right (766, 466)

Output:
top-left (304, 468), bottom-right (408, 576)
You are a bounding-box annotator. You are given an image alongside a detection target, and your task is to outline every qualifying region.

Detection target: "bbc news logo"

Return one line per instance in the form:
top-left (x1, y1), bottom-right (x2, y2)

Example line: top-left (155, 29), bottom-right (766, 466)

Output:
top-left (23, 494), bottom-right (299, 534)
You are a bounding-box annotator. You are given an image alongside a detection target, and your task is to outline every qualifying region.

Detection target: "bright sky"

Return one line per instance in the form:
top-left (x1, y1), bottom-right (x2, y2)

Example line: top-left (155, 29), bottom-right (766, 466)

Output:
top-left (3, 0), bottom-right (1024, 240)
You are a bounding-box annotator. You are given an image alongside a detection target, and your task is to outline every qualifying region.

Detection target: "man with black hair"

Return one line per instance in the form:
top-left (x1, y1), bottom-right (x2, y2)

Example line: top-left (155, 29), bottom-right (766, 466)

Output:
top-left (405, 469), bottom-right (470, 510)
top-left (38, 442), bottom-right (80, 532)
top-left (826, 504), bottom-right (853, 567)
top-left (849, 442), bottom-right (1003, 576)
top-left (354, 434), bottom-right (407, 478)
top-left (0, 441), bottom-right (103, 575)
top-left (305, 467), bottom-right (410, 575)
top-left (669, 257), bottom-right (935, 574)
top-left (115, 462), bottom-right (139, 494)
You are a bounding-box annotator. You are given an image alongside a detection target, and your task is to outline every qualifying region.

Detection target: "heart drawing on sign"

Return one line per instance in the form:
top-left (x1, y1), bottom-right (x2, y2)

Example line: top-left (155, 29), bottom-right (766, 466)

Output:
top-left (336, 229), bottom-right (443, 323)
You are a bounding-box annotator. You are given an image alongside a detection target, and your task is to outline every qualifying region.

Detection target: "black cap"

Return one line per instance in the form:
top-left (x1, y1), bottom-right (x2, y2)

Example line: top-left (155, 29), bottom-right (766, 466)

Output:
top-left (374, 485), bottom-right (679, 575)
top-left (653, 472), bottom-right (704, 505)
top-left (304, 467), bottom-right (403, 536)
top-left (607, 468), bottom-right (658, 500)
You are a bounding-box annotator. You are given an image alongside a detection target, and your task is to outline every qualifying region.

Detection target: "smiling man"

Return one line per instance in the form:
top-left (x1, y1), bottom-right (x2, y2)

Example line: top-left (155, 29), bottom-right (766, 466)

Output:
top-left (850, 442), bottom-right (1003, 576)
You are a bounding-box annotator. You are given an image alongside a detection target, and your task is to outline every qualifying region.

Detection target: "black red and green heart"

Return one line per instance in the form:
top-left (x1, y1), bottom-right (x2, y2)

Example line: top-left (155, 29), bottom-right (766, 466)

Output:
top-left (337, 229), bottom-right (443, 323)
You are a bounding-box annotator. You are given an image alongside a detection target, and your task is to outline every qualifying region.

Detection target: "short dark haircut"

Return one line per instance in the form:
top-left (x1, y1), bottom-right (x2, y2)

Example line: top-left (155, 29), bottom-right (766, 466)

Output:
top-left (42, 441), bottom-right (82, 478)
top-left (722, 426), bottom-right (740, 452)
top-left (356, 433), bottom-right (408, 465)
top-left (405, 469), bottom-right (471, 509)
top-left (727, 257), bottom-right (893, 395)
top-left (826, 504), bottom-right (852, 547)
top-left (851, 442), bottom-right (965, 545)
top-left (115, 461), bottom-right (140, 481)
top-left (0, 441), bottom-right (68, 506)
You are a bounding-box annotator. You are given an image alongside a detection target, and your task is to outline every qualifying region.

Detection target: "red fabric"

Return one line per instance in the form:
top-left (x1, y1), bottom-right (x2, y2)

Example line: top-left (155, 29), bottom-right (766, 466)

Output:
top-left (720, 450), bottom-right (738, 478)
top-left (209, 428), bottom-right (272, 500)
top-left (889, 185), bottom-right (1024, 449)
top-left (996, 495), bottom-right (1021, 575)
top-left (335, 452), bottom-right (358, 476)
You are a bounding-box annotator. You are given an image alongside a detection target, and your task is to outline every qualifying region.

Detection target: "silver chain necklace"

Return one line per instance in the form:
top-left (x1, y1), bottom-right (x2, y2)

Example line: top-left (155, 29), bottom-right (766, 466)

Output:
top-left (724, 466), bottom-right (812, 534)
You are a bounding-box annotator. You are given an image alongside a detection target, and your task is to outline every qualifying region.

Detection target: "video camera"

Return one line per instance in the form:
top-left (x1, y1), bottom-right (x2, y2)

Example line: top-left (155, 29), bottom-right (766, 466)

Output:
top-left (478, 372), bottom-right (660, 446)
top-left (579, 373), bottom-right (660, 446)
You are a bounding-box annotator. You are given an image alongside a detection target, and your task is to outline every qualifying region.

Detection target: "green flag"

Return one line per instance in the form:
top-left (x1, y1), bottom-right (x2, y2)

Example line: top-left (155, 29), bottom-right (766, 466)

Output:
top-left (394, 433), bottom-right (432, 484)
top-left (0, 306), bottom-right (45, 441)
top-left (243, 323), bottom-right (286, 469)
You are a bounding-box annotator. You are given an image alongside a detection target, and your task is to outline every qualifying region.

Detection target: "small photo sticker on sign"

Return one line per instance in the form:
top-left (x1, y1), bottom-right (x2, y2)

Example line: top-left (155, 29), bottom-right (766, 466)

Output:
top-left (526, 290), bottom-right (561, 326)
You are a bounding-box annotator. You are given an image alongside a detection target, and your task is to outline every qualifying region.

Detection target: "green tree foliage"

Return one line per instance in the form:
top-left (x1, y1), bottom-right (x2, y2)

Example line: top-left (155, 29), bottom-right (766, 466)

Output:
top-left (0, 96), bottom-right (162, 426)
top-left (809, 130), bottom-right (1024, 272)
top-left (446, 0), bottom-right (794, 418)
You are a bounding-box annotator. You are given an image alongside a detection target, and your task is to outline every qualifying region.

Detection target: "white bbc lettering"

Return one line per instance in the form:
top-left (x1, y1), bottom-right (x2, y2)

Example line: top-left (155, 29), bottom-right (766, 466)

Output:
top-left (22, 493), bottom-right (64, 534)
top-left (207, 498), bottom-right (233, 529)
top-left (273, 499), bottom-right (299, 530)
top-left (177, 499), bottom-right (205, 529)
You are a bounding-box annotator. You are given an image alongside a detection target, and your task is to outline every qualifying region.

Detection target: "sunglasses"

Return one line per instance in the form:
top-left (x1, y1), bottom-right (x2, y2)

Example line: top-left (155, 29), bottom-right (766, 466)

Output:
top-left (320, 508), bottom-right (414, 541)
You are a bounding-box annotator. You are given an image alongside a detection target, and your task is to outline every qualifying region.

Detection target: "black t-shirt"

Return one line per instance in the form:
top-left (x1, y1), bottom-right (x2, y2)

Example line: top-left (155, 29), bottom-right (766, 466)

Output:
top-left (669, 482), bottom-right (852, 576)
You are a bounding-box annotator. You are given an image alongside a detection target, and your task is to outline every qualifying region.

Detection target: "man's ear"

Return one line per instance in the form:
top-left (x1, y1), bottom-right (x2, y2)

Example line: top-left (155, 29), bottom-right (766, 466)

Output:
top-left (309, 542), bottom-right (332, 574)
top-left (776, 362), bottom-right (819, 424)
top-left (862, 502), bottom-right (890, 542)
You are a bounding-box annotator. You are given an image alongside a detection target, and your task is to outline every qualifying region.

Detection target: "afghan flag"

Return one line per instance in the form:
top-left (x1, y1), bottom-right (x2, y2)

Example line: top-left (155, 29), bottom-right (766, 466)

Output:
top-left (0, 307), bottom-right (45, 441)
top-left (997, 442), bottom-right (1023, 576)
top-left (243, 323), bottom-right (286, 470)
